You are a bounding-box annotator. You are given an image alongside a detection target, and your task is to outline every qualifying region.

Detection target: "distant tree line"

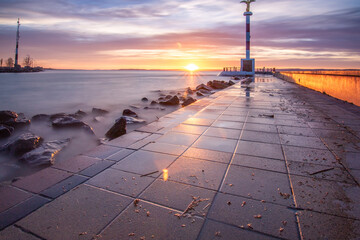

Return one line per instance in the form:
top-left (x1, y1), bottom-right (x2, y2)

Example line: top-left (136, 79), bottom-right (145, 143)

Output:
top-left (0, 55), bottom-right (34, 68)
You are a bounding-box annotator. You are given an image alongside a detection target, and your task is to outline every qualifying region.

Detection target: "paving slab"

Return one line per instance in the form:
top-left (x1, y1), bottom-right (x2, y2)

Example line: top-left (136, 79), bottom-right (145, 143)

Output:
top-left (290, 175), bottom-right (360, 219)
top-left (241, 130), bottom-right (280, 144)
top-left (87, 168), bottom-right (154, 197)
top-left (192, 135), bottom-right (238, 153)
top-left (79, 159), bottom-right (115, 177)
top-left (140, 179), bottom-right (216, 216)
top-left (232, 154), bottom-right (287, 173)
top-left (127, 133), bottom-right (162, 150)
top-left (142, 142), bottom-right (188, 155)
top-left (166, 156), bottom-right (227, 190)
top-left (16, 185), bottom-right (132, 240)
top-left (99, 201), bottom-right (204, 240)
top-left (83, 144), bottom-right (122, 159)
top-left (182, 147), bottom-right (233, 164)
top-left (0, 185), bottom-right (32, 212)
top-left (297, 210), bottom-right (360, 240)
top-left (105, 148), bottom-right (135, 161)
top-left (12, 168), bottom-right (72, 193)
top-left (282, 145), bottom-right (338, 166)
top-left (156, 131), bottom-right (199, 146)
top-left (204, 127), bottom-right (242, 139)
top-left (277, 126), bottom-right (316, 137)
top-left (207, 193), bottom-right (299, 239)
top-left (171, 123), bottom-right (208, 135)
top-left (112, 150), bottom-right (177, 176)
top-left (221, 165), bottom-right (295, 207)
top-left (0, 226), bottom-right (40, 240)
top-left (183, 117), bottom-right (215, 126)
top-left (198, 219), bottom-right (279, 240)
top-left (243, 122), bottom-right (278, 133)
top-left (236, 140), bottom-right (284, 160)
top-left (53, 155), bottom-right (100, 173)
top-left (279, 134), bottom-right (327, 150)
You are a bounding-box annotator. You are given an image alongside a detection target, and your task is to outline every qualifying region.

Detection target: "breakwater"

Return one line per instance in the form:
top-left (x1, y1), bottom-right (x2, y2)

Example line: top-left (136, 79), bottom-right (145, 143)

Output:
top-left (275, 71), bottom-right (360, 106)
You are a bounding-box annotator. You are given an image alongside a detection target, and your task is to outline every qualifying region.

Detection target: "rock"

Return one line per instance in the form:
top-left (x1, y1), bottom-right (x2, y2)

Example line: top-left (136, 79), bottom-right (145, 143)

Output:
top-left (150, 100), bottom-right (158, 105)
top-left (158, 97), bottom-right (164, 101)
top-left (232, 77), bottom-right (240, 80)
top-left (0, 124), bottom-right (14, 138)
top-left (32, 114), bottom-right (50, 122)
top-left (186, 87), bottom-right (194, 94)
top-left (121, 116), bottom-right (146, 124)
top-left (199, 89), bottom-right (211, 95)
top-left (0, 110), bottom-right (18, 123)
top-left (52, 116), bottom-right (94, 134)
top-left (159, 96), bottom-right (180, 106)
top-left (182, 97), bottom-right (196, 107)
top-left (19, 139), bottom-right (70, 166)
top-left (141, 97), bottom-right (149, 102)
top-left (179, 96), bottom-right (186, 101)
top-left (106, 117), bottom-right (126, 140)
top-left (196, 91), bottom-right (204, 96)
top-left (196, 84), bottom-right (212, 92)
top-left (73, 110), bottom-right (87, 119)
top-left (228, 80), bottom-right (236, 85)
top-left (93, 116), bottom-right (104, 122)
top-left (1, 133), bottom-right (43, 156)
top-left (165, 95), bottom-right (172, 100)
top-left (92, 108), bottom-right (109, 115)
top-left (50, 113), bottom-right (68, 121)
top-left (207, 80), bottom-right (229, 89)
top-left (130, 105), bottom-right (141, 109)
top-left (123, 109), bottom-right (138, 118)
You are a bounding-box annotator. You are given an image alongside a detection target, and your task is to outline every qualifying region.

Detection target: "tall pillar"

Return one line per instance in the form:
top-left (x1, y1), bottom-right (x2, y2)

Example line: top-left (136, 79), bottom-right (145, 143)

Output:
top-left (15, 18), bottom-right (20, 68)
top-left (245, 12), bottom-right (252, 59)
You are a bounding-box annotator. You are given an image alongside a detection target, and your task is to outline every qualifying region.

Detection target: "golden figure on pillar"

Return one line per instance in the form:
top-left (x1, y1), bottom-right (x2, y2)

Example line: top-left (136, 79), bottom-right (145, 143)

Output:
top-left (241, 0), bottom-right (256, 12)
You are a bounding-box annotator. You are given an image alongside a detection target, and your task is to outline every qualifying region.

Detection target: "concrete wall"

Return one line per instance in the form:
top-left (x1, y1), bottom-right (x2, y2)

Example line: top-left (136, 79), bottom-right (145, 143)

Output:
top-left (275, 72), bottom-right (360, 106)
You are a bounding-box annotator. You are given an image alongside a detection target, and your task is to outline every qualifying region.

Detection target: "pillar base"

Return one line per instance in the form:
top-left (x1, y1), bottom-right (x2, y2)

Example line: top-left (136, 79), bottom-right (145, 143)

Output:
top-left (244, 11), bottom-right (253, 16)
top-left (241, 58), bottom-right (255, 75)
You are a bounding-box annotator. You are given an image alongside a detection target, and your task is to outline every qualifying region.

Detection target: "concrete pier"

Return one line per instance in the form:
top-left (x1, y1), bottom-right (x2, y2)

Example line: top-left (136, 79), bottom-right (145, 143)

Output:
top-left (1, 75), bottom-right (359, 239)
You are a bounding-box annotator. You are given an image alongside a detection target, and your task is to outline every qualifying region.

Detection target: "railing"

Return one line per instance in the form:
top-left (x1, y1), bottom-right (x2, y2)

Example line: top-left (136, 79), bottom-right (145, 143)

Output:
top-left (222, 67), bottom-right (241, 72)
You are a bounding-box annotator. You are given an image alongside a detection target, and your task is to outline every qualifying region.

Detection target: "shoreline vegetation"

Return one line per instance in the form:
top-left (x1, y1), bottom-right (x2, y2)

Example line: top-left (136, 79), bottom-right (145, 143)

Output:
top-left (0, 77), bottom-right (242, 182)
top-left (0, 66), bottom-right (44, 73)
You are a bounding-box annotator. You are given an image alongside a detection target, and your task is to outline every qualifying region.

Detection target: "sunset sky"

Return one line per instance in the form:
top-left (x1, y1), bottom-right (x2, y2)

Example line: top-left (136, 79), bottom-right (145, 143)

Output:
top-left (0, 0), bottom-right (359, 70)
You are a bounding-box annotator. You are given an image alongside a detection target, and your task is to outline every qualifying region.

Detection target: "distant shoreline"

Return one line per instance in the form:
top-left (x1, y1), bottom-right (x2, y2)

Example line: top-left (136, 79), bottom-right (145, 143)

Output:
top-left (0, 66), bottom-right (44, 73)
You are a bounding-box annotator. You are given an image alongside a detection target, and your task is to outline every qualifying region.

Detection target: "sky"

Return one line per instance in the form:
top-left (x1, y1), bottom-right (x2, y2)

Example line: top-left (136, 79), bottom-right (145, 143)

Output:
top-left (0, 0), bottom-right (360, 70)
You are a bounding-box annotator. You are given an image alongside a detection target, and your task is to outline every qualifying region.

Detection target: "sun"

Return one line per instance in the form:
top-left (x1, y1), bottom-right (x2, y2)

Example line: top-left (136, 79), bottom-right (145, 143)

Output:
top-left (185, 64), bottom-right (199, 72)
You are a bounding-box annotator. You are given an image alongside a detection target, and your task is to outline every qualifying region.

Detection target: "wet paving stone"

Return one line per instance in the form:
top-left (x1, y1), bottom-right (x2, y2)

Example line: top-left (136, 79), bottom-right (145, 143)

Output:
top-left (297, 210), bottom-right (360, 240)
top-left (277, 126), bottom-right (316, 137)
top-left (207, 193), bottom-right (300, 239)
top-left (243, 122), bottom-right (278, 133)
top-left (198, 219), bottom-right (279, 240)
top-left (241, 130), bottom-right (280, 144)
top-left (182, 147), bottom-right (233, 164)
top-left (87, 168), bottom-right (154, 197)
top-left (211, 120), bottom-right (244, 130)
top-left (112, 150), bottom-right (177, 176)
top-left (282, 145), bottom-right (338, 166)
top-left (99, 201), bottom-right (204, 240)
top-left (106, 131), bottom-right (152, 148)
top-left (307, 122), bottom-right (342, 130)
top-left (105, 148), bottom-right (135, 161)
top-left (83, 144), bottom-right (122, 159)
top-left (156, 132), bottom-right (199, 146)
top-left (0, 225), bottom-right (40, 240)
top-left (183, 117), bottom-right (215, 126)
top-left (236, 140), bottom-right (284, 160)
top-left (127, 133), bottom-right (162, 150)
top-left (204, 127), bottom-right (242, 139)
top-left (53, 155), bottom-right (100, 173)
top-left (286, 161), bottom-right (355, 184)
top-left (221, 165), bottom-right (295, 207)
top-left (16, 185), bottom-right (132, 240)
top-left (12, 168), bottom-right (72, 194)
top-left (279, 134), bottom-right (327, 150)
top-left (0, 195), bottom-right (50, 230)
top-left (192, 135), bottom-right (238, 153)
top-left (232, 154), bottom-right (287, 173)
top-left (217, 115), bottom-right (247, 122)
top-left (79, 160), bottom-right (115, 177)
top-left (166, 156), bottom-right (227, 190)
top-left (290, 175), bottom-right (360, 219)
top-left (142, 142), bottom-right (188, 156)
top-left (40, 174), bottom-right (89, 199)
top-left (140, 179), bottom-right (216, 216)
top-left (0, 185), bottom-right (33, 213)
top-left (171, 124), bottom-right (208, 135)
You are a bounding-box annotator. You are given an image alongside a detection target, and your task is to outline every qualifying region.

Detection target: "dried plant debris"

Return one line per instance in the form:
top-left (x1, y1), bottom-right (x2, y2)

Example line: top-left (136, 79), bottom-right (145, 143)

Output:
top-left (253, 214), bottom-right (262, 219)
top-left (215, 231), bottom-right (221, 237)
top-left (128, 233), bottom-right (135, 236)
top-left (134, 199), bottom-right (140, 206)
top-left (241, 201), bottom-right (246, 207)
top-left (277, 188), bottom-right (291, 199)
top-left (181, 196), bottom-right (209, 216)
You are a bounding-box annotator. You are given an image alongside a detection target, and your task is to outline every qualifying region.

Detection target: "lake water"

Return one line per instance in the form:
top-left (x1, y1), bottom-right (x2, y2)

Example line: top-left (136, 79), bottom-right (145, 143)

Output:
top-left (0, 70), bottom-right (227, 182)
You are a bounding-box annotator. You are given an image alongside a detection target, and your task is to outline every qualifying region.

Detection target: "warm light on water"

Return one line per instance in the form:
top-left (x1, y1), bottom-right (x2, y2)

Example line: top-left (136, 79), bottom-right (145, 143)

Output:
top-left (163, 169), bottom-right (168, 181)
top-left (280, 72), bottom-right (360, 106)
